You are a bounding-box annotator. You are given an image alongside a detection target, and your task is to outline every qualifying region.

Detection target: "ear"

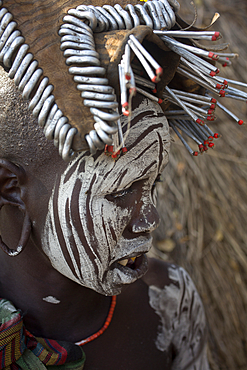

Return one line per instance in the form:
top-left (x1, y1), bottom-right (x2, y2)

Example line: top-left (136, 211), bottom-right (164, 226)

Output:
top-left (0, 159), bottom-right (31, 256)
top-left (0, 159), bottom-right (26, 211)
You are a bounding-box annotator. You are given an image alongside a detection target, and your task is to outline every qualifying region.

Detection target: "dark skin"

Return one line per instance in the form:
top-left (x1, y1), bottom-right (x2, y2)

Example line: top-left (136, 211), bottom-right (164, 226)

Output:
top-left (0, 0), bottom-right (208, 365)
top-left (0, 146), bottom-right (175, 370)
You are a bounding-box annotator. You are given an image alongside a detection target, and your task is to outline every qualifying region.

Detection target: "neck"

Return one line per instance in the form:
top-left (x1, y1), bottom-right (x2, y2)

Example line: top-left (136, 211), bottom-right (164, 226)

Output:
top-left (0, 242), bottom-right (112, 343)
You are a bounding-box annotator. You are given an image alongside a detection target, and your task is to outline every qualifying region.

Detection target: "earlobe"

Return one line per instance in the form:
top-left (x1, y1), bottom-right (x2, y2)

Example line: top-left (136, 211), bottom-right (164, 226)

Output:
top-left (0, 159), bottom-right (31, 256)
top-left (0, 159), bottom-right (26, 209)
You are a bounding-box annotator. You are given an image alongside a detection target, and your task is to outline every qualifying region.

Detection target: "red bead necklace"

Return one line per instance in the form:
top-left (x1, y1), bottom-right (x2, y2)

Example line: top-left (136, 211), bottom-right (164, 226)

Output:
top-left (75, 295), bottom-right (117, 346)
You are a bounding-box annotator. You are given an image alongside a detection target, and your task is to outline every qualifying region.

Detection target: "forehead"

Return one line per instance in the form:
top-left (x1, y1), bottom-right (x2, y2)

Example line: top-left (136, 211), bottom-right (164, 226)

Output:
top-left (63, 99), bottom-right (170, 192)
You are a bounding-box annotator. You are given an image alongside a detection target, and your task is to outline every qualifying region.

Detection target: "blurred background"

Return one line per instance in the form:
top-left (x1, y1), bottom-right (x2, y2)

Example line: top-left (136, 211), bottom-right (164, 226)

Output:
top-left (151, 0), bottom-right (247, 369)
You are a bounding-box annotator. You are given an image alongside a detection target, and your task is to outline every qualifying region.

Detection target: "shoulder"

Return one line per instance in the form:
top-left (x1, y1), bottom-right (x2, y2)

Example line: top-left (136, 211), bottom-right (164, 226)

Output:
top-left (143, 259), bottom-right (204, 326)
top-left (143, 257), bottom-right (195, 293)
top-left (142, 258), bottom-right (210, 370)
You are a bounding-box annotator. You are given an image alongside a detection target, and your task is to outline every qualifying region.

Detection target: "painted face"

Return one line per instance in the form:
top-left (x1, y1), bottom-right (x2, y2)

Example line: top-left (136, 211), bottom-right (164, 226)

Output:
top-left (42, 98), bottom-right (170, 295)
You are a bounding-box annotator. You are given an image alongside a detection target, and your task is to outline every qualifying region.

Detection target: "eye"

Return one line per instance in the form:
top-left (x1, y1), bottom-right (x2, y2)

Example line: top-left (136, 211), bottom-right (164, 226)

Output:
top-left (106, 185), bottom-right (134, 202)
top-left (111, 188), bottom-right (132, 199)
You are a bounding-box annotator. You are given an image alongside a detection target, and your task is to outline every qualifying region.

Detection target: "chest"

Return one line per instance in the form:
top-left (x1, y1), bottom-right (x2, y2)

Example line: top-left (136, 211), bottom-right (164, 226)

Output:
top-left (82, 286), bottom-right (174, 370)
top-left (82, 329), bottom-right (173, 370)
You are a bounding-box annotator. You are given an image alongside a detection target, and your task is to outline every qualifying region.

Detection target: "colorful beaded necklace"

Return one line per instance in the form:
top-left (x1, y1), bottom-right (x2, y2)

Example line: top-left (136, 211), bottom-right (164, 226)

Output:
top-left (75, 295), bottom-right (117, 346)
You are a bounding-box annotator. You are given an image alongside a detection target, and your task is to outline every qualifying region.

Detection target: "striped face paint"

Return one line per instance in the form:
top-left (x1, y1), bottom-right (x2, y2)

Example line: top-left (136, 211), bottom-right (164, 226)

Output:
top-left (42, 98), bottom-right (170, 295)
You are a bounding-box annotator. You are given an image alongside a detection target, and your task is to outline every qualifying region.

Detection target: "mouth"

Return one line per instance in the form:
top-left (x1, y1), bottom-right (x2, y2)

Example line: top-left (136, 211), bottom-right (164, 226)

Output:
top-left (110, 253), bottom-right (149, 283)
top-left (106, 237), bottom-right (152, 289)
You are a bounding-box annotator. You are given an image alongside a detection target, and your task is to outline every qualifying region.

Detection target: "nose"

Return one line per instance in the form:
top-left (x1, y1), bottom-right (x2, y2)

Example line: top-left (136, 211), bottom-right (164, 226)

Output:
top-left (129, 202), bottom-right (160, 234)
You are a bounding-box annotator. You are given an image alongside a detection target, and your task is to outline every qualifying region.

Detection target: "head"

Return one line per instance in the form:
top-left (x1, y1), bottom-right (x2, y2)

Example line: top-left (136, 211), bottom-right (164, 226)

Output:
top-left (0, 66), bottom-right (170, 295)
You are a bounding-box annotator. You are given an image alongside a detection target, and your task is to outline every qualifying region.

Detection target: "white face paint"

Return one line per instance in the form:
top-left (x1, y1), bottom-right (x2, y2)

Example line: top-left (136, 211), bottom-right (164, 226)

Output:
top-left (42, 99), bottom-right (170, 295)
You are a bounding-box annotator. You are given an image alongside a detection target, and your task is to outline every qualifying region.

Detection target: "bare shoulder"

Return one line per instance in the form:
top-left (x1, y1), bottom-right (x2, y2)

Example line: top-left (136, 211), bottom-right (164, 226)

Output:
top-left (142, 258), bottom-right (210, 370)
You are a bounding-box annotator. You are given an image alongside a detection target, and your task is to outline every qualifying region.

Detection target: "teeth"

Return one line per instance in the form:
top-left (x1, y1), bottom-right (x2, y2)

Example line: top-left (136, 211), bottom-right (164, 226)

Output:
top-left (118, 259), bottom-right (128, 266)
top-left (117, 255), bottom-right (142, 266)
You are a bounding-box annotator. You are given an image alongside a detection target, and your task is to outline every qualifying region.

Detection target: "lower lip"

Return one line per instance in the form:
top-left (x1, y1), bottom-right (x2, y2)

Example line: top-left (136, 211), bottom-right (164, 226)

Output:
top-left (111, 254), bottom-right (149, 281)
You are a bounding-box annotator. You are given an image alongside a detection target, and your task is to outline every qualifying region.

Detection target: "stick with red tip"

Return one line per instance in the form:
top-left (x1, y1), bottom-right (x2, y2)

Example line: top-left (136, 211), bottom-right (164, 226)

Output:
top-left (172, 120), bottom-right (204, 146)
top-left (135, 86), bottom-right (163, 104)
top-left (161, 35), bottom-right (219, 59)
top-left (169, 89), bottom-right (217, 103)
top-left (129, 35), bottom-right (163, 82)
top-left (127, 66), bottom-right (136, 95)
top-left (176, 67), bottom-right (226, 97)
top-left (165, 85), bottom-right (205, 125)
top-left (154, 30), bottom-right (222, 41)
top-left (216, 100), bottom-right (245, 125)
top-left (118, 64), bottom-right (129, 116)
top-left (169, 121), bottom-right (198, 156)
top-left (180, 56), bottom-right (217, 77)
top-left (124, 43), bottom-right (131, 81)
top-left (160, 36), bottom-right (220, 74)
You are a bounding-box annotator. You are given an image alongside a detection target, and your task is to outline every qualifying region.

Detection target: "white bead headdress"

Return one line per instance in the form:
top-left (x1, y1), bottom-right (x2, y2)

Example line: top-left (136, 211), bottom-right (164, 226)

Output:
top-left (0, 0), bottom-right (245, 160)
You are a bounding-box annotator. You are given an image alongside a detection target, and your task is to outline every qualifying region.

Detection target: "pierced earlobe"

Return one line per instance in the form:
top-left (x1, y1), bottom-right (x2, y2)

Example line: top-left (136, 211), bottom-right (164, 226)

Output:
top-left (0, 159), bottom-right (31, 256)
top-left (0, 210), bottom-right (31, 256)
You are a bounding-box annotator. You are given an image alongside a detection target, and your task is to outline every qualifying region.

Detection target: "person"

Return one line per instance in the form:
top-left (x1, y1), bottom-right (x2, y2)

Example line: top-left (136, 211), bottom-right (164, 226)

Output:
top-left (0, 0), bottom-right (210, 369)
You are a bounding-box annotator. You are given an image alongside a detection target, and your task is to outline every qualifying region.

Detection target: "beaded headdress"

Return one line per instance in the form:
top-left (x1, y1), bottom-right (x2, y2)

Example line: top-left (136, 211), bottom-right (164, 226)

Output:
top-left (0, 0), bottom-right (245, 160)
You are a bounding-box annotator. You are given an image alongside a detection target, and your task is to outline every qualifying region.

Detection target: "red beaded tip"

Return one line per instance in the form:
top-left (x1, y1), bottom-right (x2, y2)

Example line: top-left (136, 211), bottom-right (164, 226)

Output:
top-left (193, 151), bottom-right (199, 156)
top-left (208, 136), bottom-right (214, 141)
top-left (222, 62), bottom-right (227, 67)
top-left (214, 133), bottom-right (219, 138)
top-left (123, 110), bottom-right (129, 116)
top-left (210, 71), bottom-right (216, 77)
top-left (196, 118), bottom-right (204, 125)
top-left (129, 87), bottom-right (136, 95)
top-left (107, 145), bottom-right (114, 153)
top-left (156, 67), bottom-right (163, 76)
top-left (121, 147), bottom-right (128, 154)
top-left (210, 103), bottom-right (216, 109)
top-left (207, 116), bottom-right (215, 121)
top-left (122, 102), bottom-right (128, 108)
top-left (125, 74), bottom-right (131, 81)
top-left (158, 98), bottom-right (163, 104)
top-left (203, 145), bottom-right (208, 152)
top-left (208, 52), bottom-right (214, 58)
top-left (208, 142), bottom-right (214, 148)
top-left (152, 88), bottom-right (157, 93)
top-left (219, 90), bottom-right (225, 97)
top-left (216, 68), bottom-right (220, 74)
top-left (215, 31), bottom-right (220, 38)
top-left (112, 150), bottom-right (120, 159)
top-left (223, 80), bottom-right (228, 85)
top-left (212, 54), bottom-right (219, 60)
top-left (208, 109), bottom-right (214, 115)
top-left (238, 119), bottom-right (244, 125)
top-left (204, 140), bottom-right (209, 145)
top-left (211, 98), bottom-right (217, 103)
top-left (216, 83), bottom-right (222, 90)
top-left (151, 76), bottom-right (158, 83)
top-left (199, 144), bottom-right (204, 152)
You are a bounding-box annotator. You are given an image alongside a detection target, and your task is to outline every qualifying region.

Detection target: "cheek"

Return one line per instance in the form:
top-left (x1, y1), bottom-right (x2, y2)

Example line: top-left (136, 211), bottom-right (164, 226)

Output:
top-left (90, 197), bottom-right (132, 251)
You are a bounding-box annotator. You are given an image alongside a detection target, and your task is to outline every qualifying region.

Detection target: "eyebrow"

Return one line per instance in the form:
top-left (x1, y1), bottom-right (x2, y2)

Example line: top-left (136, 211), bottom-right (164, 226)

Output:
top-left (108, 157), bottom-right (158, 194)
